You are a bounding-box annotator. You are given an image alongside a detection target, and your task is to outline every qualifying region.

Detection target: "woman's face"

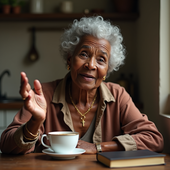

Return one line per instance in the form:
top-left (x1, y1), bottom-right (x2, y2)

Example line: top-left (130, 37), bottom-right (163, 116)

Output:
top-left (68, 35), bottom-right (111, 91)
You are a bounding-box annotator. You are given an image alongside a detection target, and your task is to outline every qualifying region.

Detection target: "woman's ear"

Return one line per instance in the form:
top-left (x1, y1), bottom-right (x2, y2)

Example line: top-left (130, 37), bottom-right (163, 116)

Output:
top-left (67, 55), bottom-right (72, 66)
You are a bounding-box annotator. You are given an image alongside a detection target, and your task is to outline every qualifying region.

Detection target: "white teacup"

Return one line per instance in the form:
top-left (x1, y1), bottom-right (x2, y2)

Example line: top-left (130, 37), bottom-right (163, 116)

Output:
top-left (41, 131), bottom-right (79, 154)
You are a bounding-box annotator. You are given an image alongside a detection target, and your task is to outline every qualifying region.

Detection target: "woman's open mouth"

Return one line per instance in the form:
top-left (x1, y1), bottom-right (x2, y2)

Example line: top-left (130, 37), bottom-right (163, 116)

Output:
top-left (80, 73), bottom-right (95, 81)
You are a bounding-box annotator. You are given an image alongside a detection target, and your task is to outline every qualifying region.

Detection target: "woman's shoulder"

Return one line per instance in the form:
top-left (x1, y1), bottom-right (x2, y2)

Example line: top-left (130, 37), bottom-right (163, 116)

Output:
top-left (103, 82), bottom-right (132, 109)
top-left (103, 81), bottom-right (129, 99)
top-left (103, 81), bottom-right (125, 92)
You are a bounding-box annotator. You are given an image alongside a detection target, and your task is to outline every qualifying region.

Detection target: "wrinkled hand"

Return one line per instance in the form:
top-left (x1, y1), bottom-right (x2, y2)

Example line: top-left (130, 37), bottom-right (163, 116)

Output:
top-left (19, 72), bottom-right (47, 122)
top-left (77, 140), bottom-right (97, 154)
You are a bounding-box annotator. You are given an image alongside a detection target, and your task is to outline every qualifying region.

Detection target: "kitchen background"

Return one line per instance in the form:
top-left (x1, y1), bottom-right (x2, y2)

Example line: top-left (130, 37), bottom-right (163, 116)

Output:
top-left (0, 0), bottom-right (170, 153)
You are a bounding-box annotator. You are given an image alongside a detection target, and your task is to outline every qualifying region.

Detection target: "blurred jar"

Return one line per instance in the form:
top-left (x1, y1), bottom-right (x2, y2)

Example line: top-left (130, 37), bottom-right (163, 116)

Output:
top-left (30, 0), bottom-right (43, 13)
top-left (60, 1), bottom-right (73, 13)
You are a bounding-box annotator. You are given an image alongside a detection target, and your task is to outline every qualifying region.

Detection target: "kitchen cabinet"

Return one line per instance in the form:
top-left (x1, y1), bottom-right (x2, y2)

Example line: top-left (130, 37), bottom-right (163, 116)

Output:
top-left (0, 110), bottom-right (19, 136)
top-left (0, 102), bottom-right (23, 137)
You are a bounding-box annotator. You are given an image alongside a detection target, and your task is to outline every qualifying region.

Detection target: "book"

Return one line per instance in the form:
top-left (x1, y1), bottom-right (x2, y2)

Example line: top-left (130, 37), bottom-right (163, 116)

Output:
top-left (96, 150), bottom-right (165, 168)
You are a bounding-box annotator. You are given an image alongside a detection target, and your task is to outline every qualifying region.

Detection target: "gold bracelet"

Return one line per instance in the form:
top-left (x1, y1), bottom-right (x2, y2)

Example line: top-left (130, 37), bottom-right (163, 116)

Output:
top-left (25, 123), bottom-right (39, 138)
top-left (23, 133), bottom-right (39, 141)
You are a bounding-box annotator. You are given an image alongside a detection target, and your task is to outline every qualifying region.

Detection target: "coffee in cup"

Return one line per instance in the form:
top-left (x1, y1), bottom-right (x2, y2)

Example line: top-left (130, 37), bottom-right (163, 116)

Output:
top-left (41, 131), bottom-right (79, 154)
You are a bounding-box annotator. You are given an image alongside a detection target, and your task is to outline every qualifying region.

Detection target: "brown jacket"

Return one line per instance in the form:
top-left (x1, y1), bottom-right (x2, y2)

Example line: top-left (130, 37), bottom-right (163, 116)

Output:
top-left (0, 73), bottom-right (164, 154)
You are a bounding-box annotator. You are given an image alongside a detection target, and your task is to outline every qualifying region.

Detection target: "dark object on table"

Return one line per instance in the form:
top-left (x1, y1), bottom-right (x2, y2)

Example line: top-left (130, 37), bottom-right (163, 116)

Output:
top-left (96, 150), bottom-right (165, 168)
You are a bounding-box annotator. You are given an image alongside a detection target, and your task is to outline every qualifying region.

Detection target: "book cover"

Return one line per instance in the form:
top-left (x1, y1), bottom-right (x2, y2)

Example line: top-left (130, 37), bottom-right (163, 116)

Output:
top-left (96, 150), bottom-right (165, 168)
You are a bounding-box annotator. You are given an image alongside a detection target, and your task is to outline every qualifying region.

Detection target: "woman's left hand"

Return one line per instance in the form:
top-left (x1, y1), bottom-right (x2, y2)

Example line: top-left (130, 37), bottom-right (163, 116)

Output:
top-left (77, 140), bottom-right (97, 154)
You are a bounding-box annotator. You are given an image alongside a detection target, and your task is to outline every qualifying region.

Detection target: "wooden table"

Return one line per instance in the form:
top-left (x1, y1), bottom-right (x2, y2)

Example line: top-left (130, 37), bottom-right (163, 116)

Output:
top-left (0, 153), bottom-right (170, 170)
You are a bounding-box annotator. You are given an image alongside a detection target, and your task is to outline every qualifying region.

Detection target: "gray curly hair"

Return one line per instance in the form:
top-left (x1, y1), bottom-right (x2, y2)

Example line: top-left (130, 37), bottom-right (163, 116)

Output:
top-left (60, 16), bottom-right (125, 77)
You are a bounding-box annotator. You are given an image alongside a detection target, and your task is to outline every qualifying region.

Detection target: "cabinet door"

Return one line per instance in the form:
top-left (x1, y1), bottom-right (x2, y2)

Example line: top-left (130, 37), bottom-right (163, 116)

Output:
top-left (6, 110), bottom-right (17, 126)
top-left (0, 110), bottom-right (5, 135)
top-left (0, 110), bottom-right (18, 137)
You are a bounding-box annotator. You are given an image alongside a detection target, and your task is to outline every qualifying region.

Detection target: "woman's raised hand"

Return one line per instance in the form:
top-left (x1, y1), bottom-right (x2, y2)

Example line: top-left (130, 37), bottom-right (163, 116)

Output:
top-left (20, 72), bottom-right (47, 122)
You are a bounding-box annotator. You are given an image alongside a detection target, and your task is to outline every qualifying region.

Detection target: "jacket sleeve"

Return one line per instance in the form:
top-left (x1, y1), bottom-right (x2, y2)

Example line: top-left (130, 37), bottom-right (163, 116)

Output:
top-left (116, 88), bottom-right (164, 152)
top-left (0, 107), bottom-right (43, 154)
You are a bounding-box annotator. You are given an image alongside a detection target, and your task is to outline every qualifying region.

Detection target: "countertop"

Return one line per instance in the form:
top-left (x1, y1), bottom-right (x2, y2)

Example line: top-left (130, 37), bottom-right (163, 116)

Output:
top-left (0, 102), bottom-right (23, 110)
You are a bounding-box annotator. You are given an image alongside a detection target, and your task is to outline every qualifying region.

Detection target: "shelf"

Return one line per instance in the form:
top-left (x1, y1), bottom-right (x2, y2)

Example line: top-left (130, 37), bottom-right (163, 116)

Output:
top-left (0, 102), bottom-right (23, 110)
top-left (0, 12), bottom-right (139, 22)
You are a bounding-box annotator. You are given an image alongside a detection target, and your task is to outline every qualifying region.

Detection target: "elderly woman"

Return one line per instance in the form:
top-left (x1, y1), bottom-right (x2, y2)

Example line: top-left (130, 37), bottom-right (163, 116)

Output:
top-left (0, 16), bottom-right (163, 154)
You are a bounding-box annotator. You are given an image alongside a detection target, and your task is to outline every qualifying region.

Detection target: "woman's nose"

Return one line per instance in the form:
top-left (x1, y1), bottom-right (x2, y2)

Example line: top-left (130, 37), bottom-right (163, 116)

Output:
top-left (84, 57), bottom-right (97, 70)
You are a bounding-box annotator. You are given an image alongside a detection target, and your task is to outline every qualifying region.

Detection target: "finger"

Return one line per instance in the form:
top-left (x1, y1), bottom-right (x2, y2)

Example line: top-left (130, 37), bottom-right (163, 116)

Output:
top-left (76, 143), bottom-right (80, 148)
top-left (76, 140), bottom-right (82, 148)
top-left (34, 80), bottom-right (43, 96)
top-left (20, 72), bottom-right (26, 83)
top-left (20, 72), bottom-right (31, 99)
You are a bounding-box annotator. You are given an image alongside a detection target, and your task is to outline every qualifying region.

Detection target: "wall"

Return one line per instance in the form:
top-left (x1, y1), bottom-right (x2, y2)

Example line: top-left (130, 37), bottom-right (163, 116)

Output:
top-left (159, 0), bottom-right (170, 153)
top-left (136, 1), bottom-right (160, 121)
top-left (0, 21), bottom-right (69, 98)
top-left (136, 0), bottom-right (170, 153)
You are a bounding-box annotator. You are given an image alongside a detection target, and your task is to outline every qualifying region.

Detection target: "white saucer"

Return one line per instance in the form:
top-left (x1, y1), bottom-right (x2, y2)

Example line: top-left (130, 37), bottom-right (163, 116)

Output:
top-left (42, 148), bottom-right (85, 160)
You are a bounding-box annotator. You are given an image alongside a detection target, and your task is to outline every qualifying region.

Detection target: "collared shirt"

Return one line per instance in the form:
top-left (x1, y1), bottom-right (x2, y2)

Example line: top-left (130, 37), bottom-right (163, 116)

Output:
top-left (0, 73), bottom-right (164, 154)
top-left (52, 73), bottom-right (115, 143)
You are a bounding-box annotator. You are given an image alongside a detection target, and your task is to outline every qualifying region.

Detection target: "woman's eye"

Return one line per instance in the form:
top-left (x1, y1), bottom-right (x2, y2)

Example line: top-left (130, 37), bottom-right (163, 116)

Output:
top-left (98, 57), bottom-right (105, 63)
top-left (80, 52), bottom-right (87, 57)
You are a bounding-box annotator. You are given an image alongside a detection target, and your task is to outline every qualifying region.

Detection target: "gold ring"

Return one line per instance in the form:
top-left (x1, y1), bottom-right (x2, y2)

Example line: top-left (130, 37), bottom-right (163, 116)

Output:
top-left (22, 98), bottom-right (26, 100)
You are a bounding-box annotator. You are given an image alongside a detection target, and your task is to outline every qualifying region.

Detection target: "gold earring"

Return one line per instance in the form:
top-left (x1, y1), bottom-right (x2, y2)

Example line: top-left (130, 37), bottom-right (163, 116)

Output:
top-left (67, 64), bottom-right (70, 70)
top-left (103, 76), bottom-right (106, 80)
